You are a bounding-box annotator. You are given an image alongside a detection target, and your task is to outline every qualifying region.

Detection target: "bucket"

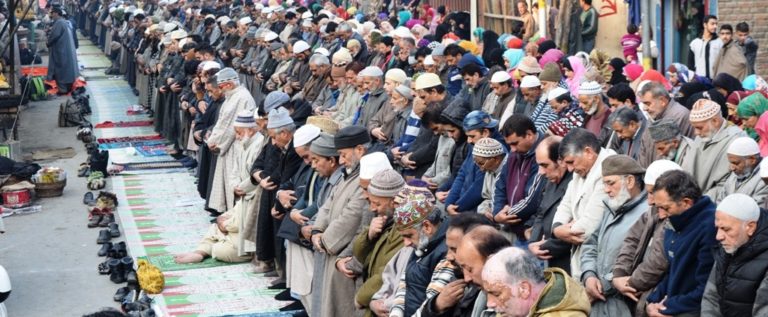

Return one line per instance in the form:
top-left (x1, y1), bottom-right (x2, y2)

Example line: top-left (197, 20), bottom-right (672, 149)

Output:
top-left (2, 189), bottom-right (31, 208)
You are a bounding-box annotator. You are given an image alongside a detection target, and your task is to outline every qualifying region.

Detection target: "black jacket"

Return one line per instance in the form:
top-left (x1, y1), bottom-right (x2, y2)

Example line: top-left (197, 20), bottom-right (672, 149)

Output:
top-left (404, 219), bottom-right (449, 316)
top-left (529, 172), bottom-right (574, 273)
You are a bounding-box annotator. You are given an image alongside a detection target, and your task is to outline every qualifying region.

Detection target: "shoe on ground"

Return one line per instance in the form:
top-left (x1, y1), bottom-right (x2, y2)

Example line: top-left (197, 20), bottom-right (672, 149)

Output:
top-left (88, 214), bottom-right (103, 228)
top-left (83, 192), bottom-right (96, 205)
top-left (109, 222), bottom-right (120, 237)
top-left (278, 301), bottom-right (305, 312)
top-left (99, 213), bottom-right (115, 227)
top-left (98, 242), bottom-right (113, 257)
top-left (252, 261), bottom-right (275, 274)
top-left (264, 270), bottom-right (279, 277)
top-left (274, 289), bottom-right (294, 301)
top-left (97, 229), bottom-right (112, 244)
top-left (114, 287), bottom-right (130, 302)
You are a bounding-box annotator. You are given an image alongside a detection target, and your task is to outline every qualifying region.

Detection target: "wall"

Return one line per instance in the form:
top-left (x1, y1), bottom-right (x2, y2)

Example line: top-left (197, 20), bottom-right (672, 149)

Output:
top-left (718, 0), bottom-right (768, 78)
top-left (593, 0), bottom-right (629, 59)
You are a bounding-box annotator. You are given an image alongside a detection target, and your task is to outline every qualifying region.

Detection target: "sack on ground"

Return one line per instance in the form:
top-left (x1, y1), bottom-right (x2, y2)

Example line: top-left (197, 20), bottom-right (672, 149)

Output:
top-left (136, 258), bottom-right (165, 294)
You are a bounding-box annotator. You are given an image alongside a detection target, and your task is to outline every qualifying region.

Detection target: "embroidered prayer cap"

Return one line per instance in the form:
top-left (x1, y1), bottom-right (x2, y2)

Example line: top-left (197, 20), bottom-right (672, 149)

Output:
top-left (266, 107), bottom-right (294, 129)
top-left (332, 48), bottom-right (353, 65)
top-left (385, 69), bottom-right (407, 84)
top-left (368, 169), bottom-right (405, 198)
top-left (359, 152), bottom-right (392, 180)
top-left (472, 138), bottom-right (504, 158)
top-left (294, 124), bottom-right (321, 148)
top-left (519, 75), bottom-right (541, 88)
top-left (727, 137), bottom-right (760, 157)
top-left (689, 99), bottom-right (721, 122)
top-left (359, 66), bottom-right (384, 78)
top-left (393, 181), bottom-right (436, 229)
top-left (578, 81), bottom-right (602, 96)
top-left (718, 193), bottom-right (760, 222)
top-left (644, 160), bottom-right (682, 185)
top-left (414, 73), bottom-right (442, 90)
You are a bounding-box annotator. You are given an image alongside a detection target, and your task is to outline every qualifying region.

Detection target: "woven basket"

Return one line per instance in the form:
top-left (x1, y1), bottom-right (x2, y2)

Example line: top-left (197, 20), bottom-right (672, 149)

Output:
top-left (35, 179), bottom-right (66, 198)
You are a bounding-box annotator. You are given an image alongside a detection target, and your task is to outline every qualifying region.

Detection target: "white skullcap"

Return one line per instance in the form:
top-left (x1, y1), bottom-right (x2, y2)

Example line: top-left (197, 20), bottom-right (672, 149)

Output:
top-left (718, 193), bottom-right (760, 222)
top-left (359, 66), bottom-right (384, 78)
top-left (359, 152), bottom-right (393, 180)
top-left (385, 69), bottom-right (407, 84)
top-left (301, 11), bottom-right (313, 19)
top-left (239, 16), bottom-right (252, 25)
top-left (314, 47), bottom-right (330, 57)
top-left (293, 124), bottom-right (322, 147)
top-left (201, 61), bottom-right (221, 71)
top-left (424, 55), bottom-right (435, 66)
top-left (578, 81), bottom-right (602, 95)
top-left (293, 40), bottom-right (311, 54)
top-left (162, 22), bottom-right (176, 33)
top-left (520, 75), bottom-right (541, 88)
top-left (263, 31), bottom-right (278, 42)
top-left (170, 29), bottom-right (188, 40)
top-left (644, 160), bottom-right (682, 185)
top-left (727, 137), bottom-right (760, 157)
top-left (547, 87), bottom-right (570, 102)
top-left (393, 26), bottom-right (414, 39)
top-left (490, 71), bottom-right (512, 84)
top-left (168, 0), bottom-right (178, 4)
top-left (302, 19), bottom-right (313, 27)
top-left (179, 38), bottom-right (188, 48)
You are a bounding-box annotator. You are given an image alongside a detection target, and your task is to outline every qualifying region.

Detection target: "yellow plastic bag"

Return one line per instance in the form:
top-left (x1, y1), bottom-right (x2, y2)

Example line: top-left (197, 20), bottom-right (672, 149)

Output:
top-left (136, 258), bottom-right (164, 294)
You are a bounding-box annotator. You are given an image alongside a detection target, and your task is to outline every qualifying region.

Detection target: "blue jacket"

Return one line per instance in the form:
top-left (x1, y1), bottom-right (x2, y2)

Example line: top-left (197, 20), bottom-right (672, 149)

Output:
top-left (648, 196), bottom-right (717, 315)
top-left (446, 65), bottom-right (463, 96)
top-left (445, 131), bottom-right (508, 212)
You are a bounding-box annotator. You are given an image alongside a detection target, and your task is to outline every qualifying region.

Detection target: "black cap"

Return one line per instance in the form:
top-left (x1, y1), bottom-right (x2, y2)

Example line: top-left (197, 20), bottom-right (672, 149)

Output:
top-left (334, 126), bottom-right (370, 149)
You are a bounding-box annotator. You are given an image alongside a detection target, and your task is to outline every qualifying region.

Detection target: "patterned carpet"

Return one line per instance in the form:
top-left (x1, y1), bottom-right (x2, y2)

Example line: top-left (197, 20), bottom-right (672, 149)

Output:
top-left (84, 42), bottom-right (291, 316)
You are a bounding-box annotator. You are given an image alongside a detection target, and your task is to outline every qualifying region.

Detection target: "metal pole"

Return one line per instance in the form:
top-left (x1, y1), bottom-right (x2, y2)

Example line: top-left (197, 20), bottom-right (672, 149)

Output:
top-left (8, 0), bottom-right (15, 95)
top-left (641, 0), bottom-right (652, 70)
top-left (538, 0), bottom-right (546, 39)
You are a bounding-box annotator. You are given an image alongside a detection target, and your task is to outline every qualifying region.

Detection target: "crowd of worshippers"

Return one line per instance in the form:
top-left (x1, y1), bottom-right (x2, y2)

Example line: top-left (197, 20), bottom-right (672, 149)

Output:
top-left (67, 0), bottom-right (768, 316)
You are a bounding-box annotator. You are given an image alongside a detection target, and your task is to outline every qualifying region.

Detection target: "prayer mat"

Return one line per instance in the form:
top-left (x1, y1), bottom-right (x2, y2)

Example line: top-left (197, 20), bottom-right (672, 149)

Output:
top-left (77, 45), bottom-right (104, 55)
top-left (142, 255), bottom-right (239, 272)
top-left (78, 55), bottom-right (112, 69)
top-left (97, 135), bottom-right (162, 144)
top-left (98, 140), bottom-right (166, 150)
top-left (95, 120), bottom-right (154, 128)
top-left (109, 147), bottom-right (174, 164)
top-left (135, 144), bottom-right (168, 157)
top-left (113, 161), bottom-right (184, 171)
top-left (93, 125), bottom-right (157, 139)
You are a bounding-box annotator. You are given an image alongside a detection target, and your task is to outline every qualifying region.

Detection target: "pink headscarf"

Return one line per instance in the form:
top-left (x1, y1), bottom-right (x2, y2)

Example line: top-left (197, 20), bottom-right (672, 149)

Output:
top-left (756, 112), bottom-right (768, 157)
top-left (565, 56), bottom-right (586, 97)
top-left (539, 49), bottom-right (564, 69)
top-left (623, 64), bottom-right (644, 81)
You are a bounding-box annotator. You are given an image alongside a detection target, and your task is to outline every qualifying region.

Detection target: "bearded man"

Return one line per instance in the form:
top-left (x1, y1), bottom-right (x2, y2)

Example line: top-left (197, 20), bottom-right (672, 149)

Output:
top-left (712, 137), bottom-right (768, 205)
top-left (580, 155), bottom-right (648, 316)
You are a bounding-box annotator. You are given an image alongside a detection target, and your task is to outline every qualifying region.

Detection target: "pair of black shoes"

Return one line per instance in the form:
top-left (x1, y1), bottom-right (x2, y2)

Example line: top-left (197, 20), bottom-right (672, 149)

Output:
top-left (99, 241), bottom-right (127, 257)
top-left (108, 256), bottom-right (138, 285)
top-left (97, 223), bottom-right (121, 243)
top-left (122, 292), bottom-right (155, 316)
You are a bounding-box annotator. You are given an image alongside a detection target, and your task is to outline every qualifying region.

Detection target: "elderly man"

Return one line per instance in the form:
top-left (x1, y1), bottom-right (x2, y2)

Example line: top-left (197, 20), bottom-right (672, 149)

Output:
top-left (47, 6), bottom-right (80, 94)
top-left (368, 68), bottom-right (408, 145)
top-left (702, 193), bottom-right (768, 316)
top-left (682, 99), bottom-right (747, 196)
top-left (293, 54), bottom-right (330, 104)
top-left (712, 137), bottom-right (768, 204)
top-left (552, 128), bottom-right (616, 277)
top-left (389, 184), bottom-right (448, 317)
top-left (250, 107), bottom-right (303, 273)
top-left (352, 169), bottom-right (406, 316)
top-left (578, 81), bottom-right (613, 146)
top-left (637, 81), bottom-right (695, 166)
top-left (646, 170), bottom-right (717, 317)
top-left (647, 119), bottom-right (693, 166)
top-left (493, 115), bottom-right (546, 243)
top-left (310, 125), bottom-right (369, 317)
top-left (528, 136), bottom-right (574, 273)
top-left (174, 110), bottom-right (266, 264)
top-left (474, 138), bottom-right (507, 216)
top-left (482, 71), bottom-right (517, 119)
top-left (355, 66), bottom-right (390, 126)
top-left (612, 160), bottom-right (681, 316)
top-left (580, 155), bottom-right (648, 316)
top-left (519, 76), bottom-right (558, 133)
top-left (421, 225), bottom-right (511, 317)
top-left (482, 247), bottom-right (590, 317)
top-left (608, 107), bottom-right (647, 160)
top-left (208, 68), bottom-right (257, 213)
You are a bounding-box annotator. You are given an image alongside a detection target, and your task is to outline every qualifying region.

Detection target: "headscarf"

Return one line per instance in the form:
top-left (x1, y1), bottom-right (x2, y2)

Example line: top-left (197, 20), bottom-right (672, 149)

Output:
top-left (564, 56), bottom-right (586, 97)
top-left (713, 73), bottom-right (744, 97)
top-left (472, 27), bottom-right (485, 41)
top-left (675, 82), bottom-right (711, 105)
top-left (743, 75), bottom-right (758, 90)
top-left (755, 112), bottom-right (768, 156)
top-left (638, 69), bottom-right (672, 91)
top-left (397, 10), bottom-right (411, 27)
top-left (458, 40), bottom-right (480, 55)
top-left (503, 48), bottom-right (525, 70)
top-left (608, 58), bottom-right (628, 85)
top-left (482, 30), bottom-right (502, 67)
top-left (623, 64), bottom-right (644, 81)
top-left (484, 48), bottom-right (505, 70)
top-left (538, 49), bottom-right (564, 68)
top-left (737, 93), bottom-right (768, 118)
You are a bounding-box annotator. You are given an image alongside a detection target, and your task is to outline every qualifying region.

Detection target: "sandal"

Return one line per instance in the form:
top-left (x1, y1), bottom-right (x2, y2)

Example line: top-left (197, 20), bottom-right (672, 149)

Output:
top-left (83, 192), bottom-right (96, 205)
top-left (98, 260), bottom-right (111, 274)
top-left (78, 163), bottom-right (90, 177)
